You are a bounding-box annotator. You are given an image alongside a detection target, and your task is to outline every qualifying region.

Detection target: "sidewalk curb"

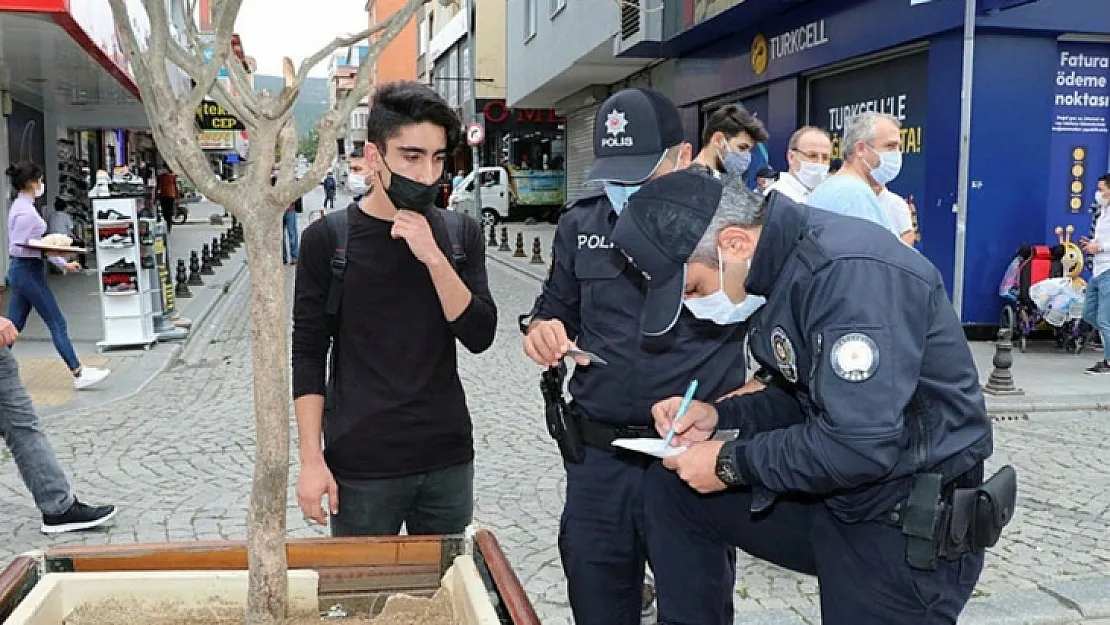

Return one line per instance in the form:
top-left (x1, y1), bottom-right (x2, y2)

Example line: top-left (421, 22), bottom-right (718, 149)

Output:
top-left (39, 255), bottom-right (248, 420)
top-left (487, 253), bottom-right (1107, 417)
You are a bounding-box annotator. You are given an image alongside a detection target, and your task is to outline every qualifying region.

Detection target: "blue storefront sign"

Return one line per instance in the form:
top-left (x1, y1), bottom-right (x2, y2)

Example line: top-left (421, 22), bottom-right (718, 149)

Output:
top-left (1046, 41), bottom-right (1110, 245)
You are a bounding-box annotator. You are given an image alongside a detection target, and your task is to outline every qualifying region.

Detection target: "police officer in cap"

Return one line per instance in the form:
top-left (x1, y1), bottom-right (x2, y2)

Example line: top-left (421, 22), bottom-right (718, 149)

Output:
top-left (520, 89), bottom-right (752, 624)
top-left (610, 172), bottom-right (1014, 624)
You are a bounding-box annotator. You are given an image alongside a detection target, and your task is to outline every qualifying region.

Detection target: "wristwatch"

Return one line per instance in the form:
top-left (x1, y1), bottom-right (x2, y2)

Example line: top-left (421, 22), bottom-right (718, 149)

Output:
top-left (715, 441), bottom-right (745, 487)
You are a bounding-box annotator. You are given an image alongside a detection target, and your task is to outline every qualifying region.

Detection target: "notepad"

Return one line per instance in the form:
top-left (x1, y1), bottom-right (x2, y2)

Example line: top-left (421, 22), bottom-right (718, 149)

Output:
top-left (612, 438), bottom-right (687, 459)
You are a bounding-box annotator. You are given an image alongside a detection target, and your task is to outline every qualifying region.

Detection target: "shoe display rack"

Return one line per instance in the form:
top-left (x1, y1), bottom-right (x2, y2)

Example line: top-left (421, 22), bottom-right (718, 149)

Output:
top-left (93, 196), bottom-right (157, 351)
top-left (56, 138), bottom-right (92, 243)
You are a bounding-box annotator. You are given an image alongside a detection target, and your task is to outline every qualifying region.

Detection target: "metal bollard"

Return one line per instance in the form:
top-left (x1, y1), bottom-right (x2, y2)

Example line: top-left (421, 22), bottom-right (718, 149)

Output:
top-left (530, 236), bottom-right (545, 265)
top-left (200, 244), bottom-right (215, 275)
top-left (488, 224), bottom-right (498, 248)
top-left (174, 259), bottom-right (192, 298)
top-left (982, 328), bottom-right (1024, 396)
top-left (187, 251), bottom-right (203, 285)
top-left (210, 237), bottom-right (223, 267)
top-left (498, 227), bottom-right (511, 252)
top-left (513, 232), bottom-right (526, 258)
top-left (218, 233), bottom-right (231, 258)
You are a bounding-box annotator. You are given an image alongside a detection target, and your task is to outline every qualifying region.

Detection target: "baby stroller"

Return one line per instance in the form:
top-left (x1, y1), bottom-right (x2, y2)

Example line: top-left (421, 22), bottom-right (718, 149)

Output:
top-left (999, 231), bottom-right (1087, 353)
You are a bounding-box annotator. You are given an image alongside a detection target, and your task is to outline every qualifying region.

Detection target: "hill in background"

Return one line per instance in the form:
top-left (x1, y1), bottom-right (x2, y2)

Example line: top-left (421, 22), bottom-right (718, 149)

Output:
top-left (253, 75), bottom-right (330, 137)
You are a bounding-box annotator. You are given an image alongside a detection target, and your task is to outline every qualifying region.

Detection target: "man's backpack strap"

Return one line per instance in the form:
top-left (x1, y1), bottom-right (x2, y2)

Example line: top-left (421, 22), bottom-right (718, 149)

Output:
top-left (324, 207), bottom-right (350, 336)
top-left (437, 208), bottom-right (468, 265)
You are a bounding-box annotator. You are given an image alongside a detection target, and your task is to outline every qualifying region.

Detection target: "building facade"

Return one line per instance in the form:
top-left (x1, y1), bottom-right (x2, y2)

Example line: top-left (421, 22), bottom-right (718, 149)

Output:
top-left (612, 0), bottom-right (1110, 328)
top-left (370, 0), bottom-right (418, 85)
top-left (506, 0), bottom-right (663, 202)
top-left (327, 46), bottom-right (369, 159)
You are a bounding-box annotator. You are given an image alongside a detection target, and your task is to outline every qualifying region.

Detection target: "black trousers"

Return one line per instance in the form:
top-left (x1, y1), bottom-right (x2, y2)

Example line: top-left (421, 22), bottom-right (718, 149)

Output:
top-left (643, 462), bottom-right (983, 625)
top-left (329, 461), bottom-right (473, 537)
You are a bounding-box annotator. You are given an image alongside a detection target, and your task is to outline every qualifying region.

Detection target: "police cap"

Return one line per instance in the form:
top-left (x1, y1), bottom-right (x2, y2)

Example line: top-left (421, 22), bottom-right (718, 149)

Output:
top-left (611, 170), bottom-right (723, 336)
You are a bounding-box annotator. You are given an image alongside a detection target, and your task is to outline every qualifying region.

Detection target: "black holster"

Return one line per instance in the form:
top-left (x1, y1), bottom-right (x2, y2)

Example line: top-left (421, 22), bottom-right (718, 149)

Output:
top-left (540, 363), bottom-right (585, 464)
top-left (895, 465), bottom-right (1018, 571)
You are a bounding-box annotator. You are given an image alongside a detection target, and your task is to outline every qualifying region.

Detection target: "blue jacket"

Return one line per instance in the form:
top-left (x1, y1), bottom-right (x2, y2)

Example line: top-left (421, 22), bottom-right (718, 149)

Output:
top-left (526, 190), bottom-right (748, 425)
top-left (719, 194), bottom-right (993, 521)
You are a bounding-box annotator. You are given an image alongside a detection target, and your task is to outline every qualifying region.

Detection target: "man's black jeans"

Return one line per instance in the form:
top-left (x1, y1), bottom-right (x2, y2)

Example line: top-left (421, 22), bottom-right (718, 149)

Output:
top-left (330, 461), bottom-right (474, 536)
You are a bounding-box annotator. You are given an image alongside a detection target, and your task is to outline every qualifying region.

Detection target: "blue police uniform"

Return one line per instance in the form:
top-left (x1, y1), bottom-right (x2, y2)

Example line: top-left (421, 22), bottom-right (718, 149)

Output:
top-left (641, 194), bottom-right (995, 624)
top-left (524, 189), bottom-right (748, 625)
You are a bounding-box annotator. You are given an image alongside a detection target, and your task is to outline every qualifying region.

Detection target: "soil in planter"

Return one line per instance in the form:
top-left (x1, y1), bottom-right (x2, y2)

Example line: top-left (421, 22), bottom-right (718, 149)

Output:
top-left (63, 588), bottom-right (458, 625)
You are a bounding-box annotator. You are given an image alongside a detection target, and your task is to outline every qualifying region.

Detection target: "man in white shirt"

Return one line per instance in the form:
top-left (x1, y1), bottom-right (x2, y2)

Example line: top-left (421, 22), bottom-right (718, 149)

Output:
top-left (874, 185), bottom-right (916, 246)
top-left (807, 112), bottom-right (902, 237)
top-left (1081, 173), bottom-right (1110, 374)
top-left (765, 126), bottom-right (832, 203)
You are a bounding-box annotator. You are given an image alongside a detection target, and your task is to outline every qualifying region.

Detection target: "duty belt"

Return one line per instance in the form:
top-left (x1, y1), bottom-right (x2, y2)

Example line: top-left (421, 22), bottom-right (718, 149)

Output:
top-left (573, 408), bottom-right (659, 450)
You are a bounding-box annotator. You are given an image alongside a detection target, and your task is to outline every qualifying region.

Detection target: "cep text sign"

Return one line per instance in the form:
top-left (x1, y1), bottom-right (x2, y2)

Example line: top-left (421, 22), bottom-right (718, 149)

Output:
top-left (195, 100), bottom-right (245, 131)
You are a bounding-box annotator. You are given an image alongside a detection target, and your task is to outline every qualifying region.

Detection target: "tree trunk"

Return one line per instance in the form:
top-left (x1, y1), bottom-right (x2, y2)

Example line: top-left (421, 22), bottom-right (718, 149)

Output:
top-left (240, 201), bottom-right (292, 625)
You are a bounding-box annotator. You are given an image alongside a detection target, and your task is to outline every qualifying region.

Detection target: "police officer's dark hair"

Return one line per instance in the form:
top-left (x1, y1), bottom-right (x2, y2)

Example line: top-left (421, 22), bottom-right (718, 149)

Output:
top-left (1099, 173), bottom-right (1110, 187)
top-left (6, 161), bottom-right (42, 192)
top-left (366, 81), bottom-right (461, 156)
top-left (701, 104), bottom-right (769, 146)
top-left (691, 178), bottom-right (766, 264)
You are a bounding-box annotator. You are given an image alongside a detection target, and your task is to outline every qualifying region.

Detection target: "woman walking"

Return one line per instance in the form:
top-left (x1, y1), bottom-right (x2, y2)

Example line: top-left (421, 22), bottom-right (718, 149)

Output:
top-left (6, 162), bottom-right (109, 390)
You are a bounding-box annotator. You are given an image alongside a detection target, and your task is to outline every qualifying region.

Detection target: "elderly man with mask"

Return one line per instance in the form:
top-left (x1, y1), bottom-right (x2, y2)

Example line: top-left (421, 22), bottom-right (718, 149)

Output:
top-left (764, 126), bottom-right (833, 203)
top-left (610, 171), bottom-right (1014, 624)
top-left (808, 111), bottom-right (903, 237)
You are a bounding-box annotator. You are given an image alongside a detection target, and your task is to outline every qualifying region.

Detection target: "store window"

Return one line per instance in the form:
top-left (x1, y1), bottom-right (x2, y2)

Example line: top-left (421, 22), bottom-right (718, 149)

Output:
top-left (460, 38), bottom-right (472, 106)
top-left (524, 0), bottom-right (537, 40)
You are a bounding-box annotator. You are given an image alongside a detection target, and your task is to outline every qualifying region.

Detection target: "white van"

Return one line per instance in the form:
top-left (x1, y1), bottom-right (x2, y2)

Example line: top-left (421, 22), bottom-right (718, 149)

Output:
top-left (448, 166), bottom-right (513, 227)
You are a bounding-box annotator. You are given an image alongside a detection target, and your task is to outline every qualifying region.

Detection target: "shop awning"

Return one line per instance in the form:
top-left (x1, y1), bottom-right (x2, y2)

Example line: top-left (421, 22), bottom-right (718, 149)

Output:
top-left (0, 0), bottom-right (147, 127)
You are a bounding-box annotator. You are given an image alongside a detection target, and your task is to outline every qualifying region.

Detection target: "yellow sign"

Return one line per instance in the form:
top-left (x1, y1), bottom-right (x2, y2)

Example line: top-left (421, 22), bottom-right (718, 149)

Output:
top-left (198, 130), bottom-right (235, 151)
top-left (751, 33), bottom-right (769, 76)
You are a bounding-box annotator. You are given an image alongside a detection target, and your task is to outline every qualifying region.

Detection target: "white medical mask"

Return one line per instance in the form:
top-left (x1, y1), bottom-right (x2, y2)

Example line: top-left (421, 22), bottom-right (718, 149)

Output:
top-left (867, 146), bottom-right (903, 186)
top-left (683, 253), bottom-right (766, 326)
top-left (33, 182), bottom-right (45, 198)
top-left (604, 183), bottom-right (641, 215)
top-left (795, 161), bottom-right (829, 190)
top-left (347, 173), bottom-right (368, 195)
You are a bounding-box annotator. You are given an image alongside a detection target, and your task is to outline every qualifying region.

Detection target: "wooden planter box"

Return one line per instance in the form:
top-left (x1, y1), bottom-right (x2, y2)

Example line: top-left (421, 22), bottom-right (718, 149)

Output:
top-left (0, 529), bottom-right (539, 624)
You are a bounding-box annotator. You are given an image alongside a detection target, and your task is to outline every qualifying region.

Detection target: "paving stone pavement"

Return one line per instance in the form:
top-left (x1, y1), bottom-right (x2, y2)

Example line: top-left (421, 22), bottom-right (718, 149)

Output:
top-left (1, 256), bottom-right (1109, 624)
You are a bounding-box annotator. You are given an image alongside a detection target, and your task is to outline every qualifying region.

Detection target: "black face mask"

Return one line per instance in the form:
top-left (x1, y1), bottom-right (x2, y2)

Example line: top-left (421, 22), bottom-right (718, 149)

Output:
top-left (380, 159), bottom-right (439, 213)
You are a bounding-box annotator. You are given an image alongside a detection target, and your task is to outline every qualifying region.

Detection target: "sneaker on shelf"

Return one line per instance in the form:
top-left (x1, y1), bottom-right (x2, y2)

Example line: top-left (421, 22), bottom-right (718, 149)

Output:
top-left (100, 234), bottom-right (132, 247)
top-left (1085, 360), bottom-right (1110, 375)
top-left (103, 259), bottom-right (136, 272)
top-left (104, 282), bottom-right (137, 294)
top-left (41, 499), bottom-right (117, 534)
top-left (96, 209), bottom-right (127, 220)
top-left (74, 366), bottom-right (111, 389)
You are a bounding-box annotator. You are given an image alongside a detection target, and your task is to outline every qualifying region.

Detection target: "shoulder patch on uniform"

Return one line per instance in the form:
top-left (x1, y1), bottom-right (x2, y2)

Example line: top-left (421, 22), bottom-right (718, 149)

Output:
top-left (829, 332), bottom-right (880, 382)
top-left (770, 326), bottom-right (798, 383)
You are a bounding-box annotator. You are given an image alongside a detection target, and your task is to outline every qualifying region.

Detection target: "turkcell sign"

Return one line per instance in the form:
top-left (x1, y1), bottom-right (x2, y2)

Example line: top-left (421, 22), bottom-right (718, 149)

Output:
top-left (768, 20), bottom-right (829, 62)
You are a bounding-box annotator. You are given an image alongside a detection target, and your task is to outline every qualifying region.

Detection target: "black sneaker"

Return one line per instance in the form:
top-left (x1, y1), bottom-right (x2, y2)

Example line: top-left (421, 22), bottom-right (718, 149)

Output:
top-left (97, 209), bottom-right (127, 220)
top-left (41, 499), bottom-right (117, 534)
top-left (1086, 361), bottom-right (1110, 375)
top-left (103, 258), bottom-right (136, 272)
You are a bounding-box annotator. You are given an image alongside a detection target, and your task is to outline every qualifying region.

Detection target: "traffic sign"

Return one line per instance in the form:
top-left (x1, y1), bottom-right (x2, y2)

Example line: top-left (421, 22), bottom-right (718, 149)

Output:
top-left (466, 122), bottom-right (485, 146)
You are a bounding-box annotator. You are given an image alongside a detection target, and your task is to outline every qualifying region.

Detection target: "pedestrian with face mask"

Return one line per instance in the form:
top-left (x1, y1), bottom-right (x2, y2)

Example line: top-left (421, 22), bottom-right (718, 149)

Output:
top-left (520, 88), bottom-right (752, 625)
top-left (690, 104), bottom-right (768, 181)
top-left (345, 147), bottom-right (371, 200)
top-left (292, 81), bottom-right (497, 537)
top-left (1080, 173), bottom-right (1110, 374)
top-left (765, 126), bottom-right (833, 202)
top-left (611, 172), bottom-right (1009, 624)
top-left (808, 111), bottom-right (902, 237)
top-left (5, 162), bottom-right (109, 389)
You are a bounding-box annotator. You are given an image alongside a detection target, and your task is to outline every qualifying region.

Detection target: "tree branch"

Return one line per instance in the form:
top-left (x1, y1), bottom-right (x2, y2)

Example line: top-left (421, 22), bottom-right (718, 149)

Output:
top-left (180, 0), bottom-right (242, 115)
top-left (174, 0), bottom-right (262, 119)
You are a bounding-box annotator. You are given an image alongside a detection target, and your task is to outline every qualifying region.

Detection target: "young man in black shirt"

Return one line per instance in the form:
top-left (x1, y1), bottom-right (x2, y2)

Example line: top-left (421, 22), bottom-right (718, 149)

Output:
top-left (292, 81), bottom-right (497, 536)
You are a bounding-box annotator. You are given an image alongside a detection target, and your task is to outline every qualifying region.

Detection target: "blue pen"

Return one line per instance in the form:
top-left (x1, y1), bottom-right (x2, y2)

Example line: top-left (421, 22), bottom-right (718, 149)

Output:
top-left (663, 379), bottom-right (699, 449)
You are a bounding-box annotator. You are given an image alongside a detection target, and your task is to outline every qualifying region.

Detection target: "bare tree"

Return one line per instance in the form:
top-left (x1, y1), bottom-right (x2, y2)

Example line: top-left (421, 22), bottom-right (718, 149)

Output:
top-left (104, 1), bottom-right (455, 622)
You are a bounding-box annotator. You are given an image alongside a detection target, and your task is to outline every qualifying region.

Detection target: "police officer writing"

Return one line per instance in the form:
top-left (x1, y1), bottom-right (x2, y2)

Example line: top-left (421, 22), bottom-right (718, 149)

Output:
top-left (520, 89), bottom-right (751, 625)
top-left (609, 171), bottom-right (1016, 624)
